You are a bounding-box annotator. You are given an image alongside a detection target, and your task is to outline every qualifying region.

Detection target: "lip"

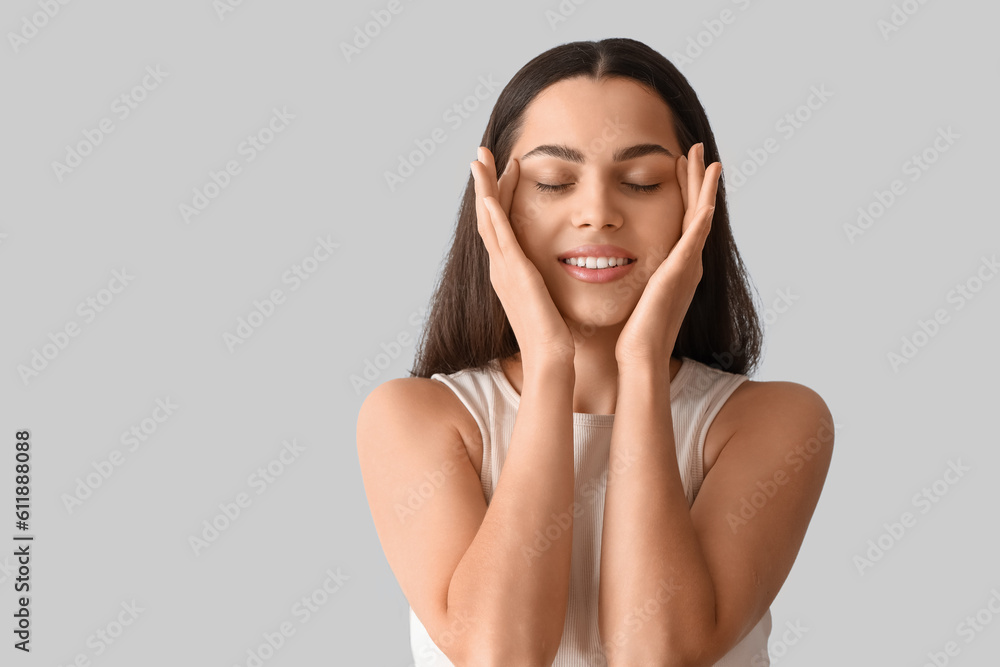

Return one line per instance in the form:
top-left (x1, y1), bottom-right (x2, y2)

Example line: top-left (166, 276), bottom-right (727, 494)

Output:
top-left (557, 244), bottom-right (636, 261)
top-left (559, 257), bottom-right (636, 283)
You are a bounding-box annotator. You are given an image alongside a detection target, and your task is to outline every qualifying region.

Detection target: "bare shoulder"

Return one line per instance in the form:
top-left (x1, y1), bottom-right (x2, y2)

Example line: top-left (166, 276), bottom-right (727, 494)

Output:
top-left (357, 376), bottom-right (483, 477)
top-left (355, 375), bottom-right (491, 659)
top-left (704, 378), bottom-right (833, 475)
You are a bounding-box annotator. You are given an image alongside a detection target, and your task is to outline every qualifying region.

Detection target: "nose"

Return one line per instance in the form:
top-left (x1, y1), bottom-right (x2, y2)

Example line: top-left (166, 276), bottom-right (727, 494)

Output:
top-left (571, 181), bottom-right (624, 231)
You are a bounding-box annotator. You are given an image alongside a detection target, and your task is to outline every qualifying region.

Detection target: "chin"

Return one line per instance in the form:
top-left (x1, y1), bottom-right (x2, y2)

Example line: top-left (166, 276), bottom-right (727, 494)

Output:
top-left (560, 299), bottom-right (634, 332)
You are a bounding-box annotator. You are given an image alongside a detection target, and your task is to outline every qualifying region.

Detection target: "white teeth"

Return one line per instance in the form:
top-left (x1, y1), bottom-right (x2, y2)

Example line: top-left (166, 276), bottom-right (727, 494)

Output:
top-left (562, 256), bottom-right (632, 268)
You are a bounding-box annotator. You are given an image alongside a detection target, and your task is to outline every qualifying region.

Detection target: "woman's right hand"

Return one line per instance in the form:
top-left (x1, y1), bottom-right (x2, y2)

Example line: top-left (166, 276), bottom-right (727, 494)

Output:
top-left (471, 146), bottom-right (576, 369)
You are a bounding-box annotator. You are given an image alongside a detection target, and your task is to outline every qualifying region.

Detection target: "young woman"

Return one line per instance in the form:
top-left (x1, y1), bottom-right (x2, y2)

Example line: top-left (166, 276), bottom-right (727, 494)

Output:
top-left (358, 38), bottom-right (834, 667)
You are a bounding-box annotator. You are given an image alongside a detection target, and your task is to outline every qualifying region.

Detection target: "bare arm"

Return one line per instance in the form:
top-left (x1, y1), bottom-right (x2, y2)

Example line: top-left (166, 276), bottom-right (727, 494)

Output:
top-left (598, 360), bottom-right (714, 664)
top-left (448, 358), bottom-right (576, 664)
top-left (357, 358), bottom-right (577, 666)
top-left (597, 362), bottom-right (834, 666)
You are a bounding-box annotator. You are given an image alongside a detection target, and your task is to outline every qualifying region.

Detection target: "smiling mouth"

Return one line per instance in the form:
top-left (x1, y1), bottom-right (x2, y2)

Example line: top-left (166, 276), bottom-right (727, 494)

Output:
top-left (558, 257), bottom-right (637, 283)
top-left (559, 257), bottom-right (635, 269)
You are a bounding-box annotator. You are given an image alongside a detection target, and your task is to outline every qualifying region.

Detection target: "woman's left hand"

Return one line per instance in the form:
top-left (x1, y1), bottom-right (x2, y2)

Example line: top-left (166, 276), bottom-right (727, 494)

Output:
top-left (614, 142), bottom-right (722, 370)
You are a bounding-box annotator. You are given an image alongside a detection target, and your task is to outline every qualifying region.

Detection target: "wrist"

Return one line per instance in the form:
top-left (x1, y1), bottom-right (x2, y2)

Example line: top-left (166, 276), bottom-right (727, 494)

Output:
top-left (519, 348), bottom-right (575, 378)
top-left (616, 356), bottom-right (673, 377)
top-left (522, 357), bottom-right (575, 385)
top-left (617, 356), bottom-right (674, 382)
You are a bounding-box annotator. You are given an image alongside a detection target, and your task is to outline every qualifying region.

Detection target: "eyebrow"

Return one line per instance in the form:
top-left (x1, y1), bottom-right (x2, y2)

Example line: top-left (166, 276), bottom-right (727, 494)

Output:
top-left (519, 143), bottom-right (678, 163)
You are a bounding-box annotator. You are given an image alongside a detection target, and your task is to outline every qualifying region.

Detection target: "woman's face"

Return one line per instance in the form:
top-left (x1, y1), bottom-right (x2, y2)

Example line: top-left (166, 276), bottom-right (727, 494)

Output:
top-left (505, 76), bottom-right (687, 331)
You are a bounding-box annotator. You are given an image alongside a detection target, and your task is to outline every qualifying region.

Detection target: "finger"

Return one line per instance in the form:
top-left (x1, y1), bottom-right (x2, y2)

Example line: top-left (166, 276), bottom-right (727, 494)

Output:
top-left (484, 195), bottom-right (519, 261)
top-left (687, 143), bottom-right (705, 209)
top-left (676, 155), bottom-right (689, 211)
top-left (480, 146), bottom-right (499, 201)
top-left (688, 164), bottom-right (719, 244)
top-left (497, 156), bottom-right (519, 218)
top-left (673, 203), bottom-right (715, 265)
top-left (472, 160), bottom-right (500, 260)
top-left (680, 144), bottom-right (708, 237)
top-left (696, 162), bottom-right (722, 213)
top-left (674, 170), bottom-right (717, 257)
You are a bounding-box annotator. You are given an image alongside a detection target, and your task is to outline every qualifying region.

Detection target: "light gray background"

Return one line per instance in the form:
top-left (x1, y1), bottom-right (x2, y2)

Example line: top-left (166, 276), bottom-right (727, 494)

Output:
top-left (1, 0), bottom-right (998, 665)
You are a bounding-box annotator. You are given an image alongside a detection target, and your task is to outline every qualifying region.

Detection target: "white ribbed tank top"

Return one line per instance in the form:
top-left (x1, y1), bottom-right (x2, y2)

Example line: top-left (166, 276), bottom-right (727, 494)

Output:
top-left (410, 355), bottom-right (772, 666)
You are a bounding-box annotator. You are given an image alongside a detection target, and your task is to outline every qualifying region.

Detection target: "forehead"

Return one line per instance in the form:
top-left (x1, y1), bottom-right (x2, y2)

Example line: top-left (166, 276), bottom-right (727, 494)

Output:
top-left (514, 76), bottom-right (680, 155)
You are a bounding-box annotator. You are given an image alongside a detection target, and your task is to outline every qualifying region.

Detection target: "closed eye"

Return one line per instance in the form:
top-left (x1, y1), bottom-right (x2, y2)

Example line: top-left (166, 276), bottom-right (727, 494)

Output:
top-left (534, 182), bottom-right (663, 193)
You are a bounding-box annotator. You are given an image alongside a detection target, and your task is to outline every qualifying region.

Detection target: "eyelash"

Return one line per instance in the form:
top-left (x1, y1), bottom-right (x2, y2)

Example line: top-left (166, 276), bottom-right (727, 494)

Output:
top-left (534, 182), bottom-right (663, 194)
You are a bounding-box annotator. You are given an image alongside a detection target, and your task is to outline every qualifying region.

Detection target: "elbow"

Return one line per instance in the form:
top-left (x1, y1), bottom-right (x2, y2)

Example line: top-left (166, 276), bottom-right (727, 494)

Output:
top-left (445, 641), bottom-right (555, 667)
top-left (433, 615), bottom-right (559, 667)
top-left (662, 637), bottom-right (724, 667)
top-left (608, 653), bottom-right (712, 667)
top-left (472, 649), bottom-right (555, 667)
top-left (606, 633), bottom-right (718, 667)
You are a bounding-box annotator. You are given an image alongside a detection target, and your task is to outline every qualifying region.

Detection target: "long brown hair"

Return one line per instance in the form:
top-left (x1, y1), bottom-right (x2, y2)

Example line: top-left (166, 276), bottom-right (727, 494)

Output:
top-left (409, 38), bottom-right (763, 379)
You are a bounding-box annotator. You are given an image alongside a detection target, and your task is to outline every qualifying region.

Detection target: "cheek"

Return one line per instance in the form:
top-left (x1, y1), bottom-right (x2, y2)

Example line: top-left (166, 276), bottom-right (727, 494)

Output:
top-left (635, 196), bottom-right (685, 263)
top-left (636, 190), bottom-right (684, 226)
top-left (509, 190), bottom-right (548, 232)
top-left (668, 197), bottom-right (686, 232)
top-left (658, 187), bottom-right (686, 230)
top-left (505, 194), bottom-right (542, 255)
